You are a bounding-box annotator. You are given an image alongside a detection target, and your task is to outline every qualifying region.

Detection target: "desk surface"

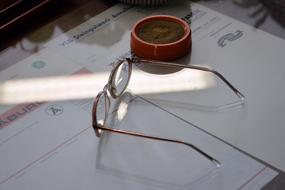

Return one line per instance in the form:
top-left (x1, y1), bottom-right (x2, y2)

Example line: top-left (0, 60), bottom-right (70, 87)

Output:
top-left (1, 0), bottom-right (285, 189)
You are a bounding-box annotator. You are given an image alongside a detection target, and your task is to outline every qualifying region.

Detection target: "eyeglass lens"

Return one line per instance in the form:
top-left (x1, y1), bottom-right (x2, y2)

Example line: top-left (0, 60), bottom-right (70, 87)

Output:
top-left (96, 92), bottom-right (108, 127)
top-left (111, 60), bottom-right (131, 97)
top-left (95, 60), bottom-right (131, 133)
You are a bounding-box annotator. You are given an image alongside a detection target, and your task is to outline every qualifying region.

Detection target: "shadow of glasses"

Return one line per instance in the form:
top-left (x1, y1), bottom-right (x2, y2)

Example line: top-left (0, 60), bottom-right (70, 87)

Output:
top-left (129, 57), bottom-right (245, 112)
top-left (95, 92), bottom-right (221, 189)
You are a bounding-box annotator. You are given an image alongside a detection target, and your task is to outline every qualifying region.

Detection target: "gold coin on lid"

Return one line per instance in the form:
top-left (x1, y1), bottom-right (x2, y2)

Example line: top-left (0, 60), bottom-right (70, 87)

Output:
top-left (137, 20), bottom-right (185, 44)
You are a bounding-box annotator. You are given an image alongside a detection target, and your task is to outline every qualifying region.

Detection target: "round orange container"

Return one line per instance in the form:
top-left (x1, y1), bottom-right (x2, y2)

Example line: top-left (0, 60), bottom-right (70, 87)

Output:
top-left (131, 15), bottom-right (191, 61)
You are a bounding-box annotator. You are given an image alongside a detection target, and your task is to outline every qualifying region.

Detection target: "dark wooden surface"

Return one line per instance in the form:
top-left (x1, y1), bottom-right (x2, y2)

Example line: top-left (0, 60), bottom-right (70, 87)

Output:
top-left (0, 0), bottom-right (114, 70)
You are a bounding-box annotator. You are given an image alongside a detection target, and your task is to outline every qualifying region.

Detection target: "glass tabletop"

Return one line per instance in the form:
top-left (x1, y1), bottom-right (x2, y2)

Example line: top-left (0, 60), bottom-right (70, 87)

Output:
top-left (0, 0), bottom-right (285, 189)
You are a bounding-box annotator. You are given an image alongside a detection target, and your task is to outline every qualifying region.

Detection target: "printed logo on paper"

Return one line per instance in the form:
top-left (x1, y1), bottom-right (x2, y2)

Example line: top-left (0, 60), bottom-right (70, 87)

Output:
top-left (0, 103), bottom-right (43, 129)
top-left (45, 105), bottom-right (64, 116)
top-left (217, 30), bottom-right (243, 48)
top-left (32, 60), bottom-right (46, 69)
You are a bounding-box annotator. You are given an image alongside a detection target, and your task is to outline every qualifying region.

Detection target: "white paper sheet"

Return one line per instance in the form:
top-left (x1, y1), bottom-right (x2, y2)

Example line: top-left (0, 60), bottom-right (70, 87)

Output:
top-left (0, 90), bottom-right (277, 189)
top-left (44, 0), bottom-right (285, 173)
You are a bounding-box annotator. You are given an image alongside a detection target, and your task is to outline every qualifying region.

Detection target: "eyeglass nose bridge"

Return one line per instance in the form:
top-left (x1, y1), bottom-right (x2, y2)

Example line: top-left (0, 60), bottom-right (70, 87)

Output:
top-left (104, 83), bottom-right (118, 99)
top-left (103, 84), bottom-right (112, 93)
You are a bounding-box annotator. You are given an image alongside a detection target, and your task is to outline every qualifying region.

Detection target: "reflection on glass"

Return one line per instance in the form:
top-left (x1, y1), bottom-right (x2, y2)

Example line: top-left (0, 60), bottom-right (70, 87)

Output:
top-left (129, 68), bottom-right (215, 95)
top-left (233, 0), bottom-right (285, 28)
top-left (0, 63), bottom-right (215, 104)
top-left (116, 101), bottom-right (129, 121)
top-left (0, 73), bottom-right (106, 104)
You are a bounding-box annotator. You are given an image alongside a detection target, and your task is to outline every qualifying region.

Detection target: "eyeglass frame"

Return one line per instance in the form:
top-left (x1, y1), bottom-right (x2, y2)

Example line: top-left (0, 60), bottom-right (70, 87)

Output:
top-left (92, 57), bottom-right (245, 168)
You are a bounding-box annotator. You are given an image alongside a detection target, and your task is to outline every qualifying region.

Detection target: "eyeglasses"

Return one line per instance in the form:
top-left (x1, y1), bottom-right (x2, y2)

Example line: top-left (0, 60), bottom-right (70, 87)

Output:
top-left (92, 57), bottom-right (245, 167)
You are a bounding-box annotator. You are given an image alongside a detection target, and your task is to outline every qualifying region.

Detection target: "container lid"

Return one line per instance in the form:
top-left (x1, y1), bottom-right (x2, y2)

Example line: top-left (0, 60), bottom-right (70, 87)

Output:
top-left (131, 15), bottom-right (191, 61)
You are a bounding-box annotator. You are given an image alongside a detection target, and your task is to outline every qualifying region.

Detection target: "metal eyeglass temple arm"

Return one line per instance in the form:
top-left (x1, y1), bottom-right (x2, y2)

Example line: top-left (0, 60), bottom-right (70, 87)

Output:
top-left (97, 125), bottom-right (221, 167)
top-left (131, 58), bottom-right (245, 102)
